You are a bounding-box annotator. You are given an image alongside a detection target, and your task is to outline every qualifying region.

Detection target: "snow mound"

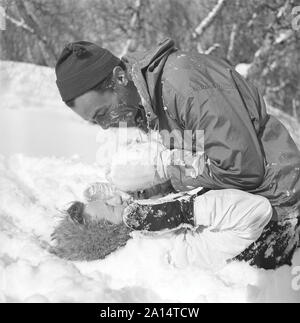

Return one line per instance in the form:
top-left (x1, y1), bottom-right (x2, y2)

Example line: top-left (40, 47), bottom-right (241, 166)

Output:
top-left (0, 154), bottom-right (299, 302)
top-left (1, 60), bottom-right (300, 303)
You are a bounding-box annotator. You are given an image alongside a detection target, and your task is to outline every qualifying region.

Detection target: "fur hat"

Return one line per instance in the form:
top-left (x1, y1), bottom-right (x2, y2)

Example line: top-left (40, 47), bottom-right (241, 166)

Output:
top-left (51, 202), bottom-right (132, 261)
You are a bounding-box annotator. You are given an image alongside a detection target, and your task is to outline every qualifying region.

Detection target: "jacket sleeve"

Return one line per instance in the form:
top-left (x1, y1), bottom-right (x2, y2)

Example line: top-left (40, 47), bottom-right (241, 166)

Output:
top-left (162, 81), bottom-right (265, 192)
top-left (122, 191), bottom-right (196, 231)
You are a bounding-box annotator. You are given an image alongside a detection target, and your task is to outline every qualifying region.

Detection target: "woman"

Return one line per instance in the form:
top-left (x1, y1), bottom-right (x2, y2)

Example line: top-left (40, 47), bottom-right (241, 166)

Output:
top-left (54, 183), bottom-right (272, 269)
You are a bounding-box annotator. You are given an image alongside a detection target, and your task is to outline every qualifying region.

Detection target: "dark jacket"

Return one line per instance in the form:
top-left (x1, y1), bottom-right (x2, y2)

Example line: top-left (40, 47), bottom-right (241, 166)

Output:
top-left (124, 39), bottom-right (300, 221)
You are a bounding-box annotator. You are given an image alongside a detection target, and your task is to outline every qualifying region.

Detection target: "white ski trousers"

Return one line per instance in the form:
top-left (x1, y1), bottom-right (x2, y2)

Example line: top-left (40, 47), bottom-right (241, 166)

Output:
top-left (171, 189), bottom-right (273, 269)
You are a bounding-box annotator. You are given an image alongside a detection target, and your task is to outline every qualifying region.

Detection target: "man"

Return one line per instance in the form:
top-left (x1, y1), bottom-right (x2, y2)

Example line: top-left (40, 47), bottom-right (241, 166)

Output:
top-left (55, 39), bottom-right (300, 268)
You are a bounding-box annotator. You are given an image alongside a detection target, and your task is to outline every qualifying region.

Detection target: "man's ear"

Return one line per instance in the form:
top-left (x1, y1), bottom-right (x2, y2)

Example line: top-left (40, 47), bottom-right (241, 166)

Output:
top-left (112, 66), bottom-right (128, 87)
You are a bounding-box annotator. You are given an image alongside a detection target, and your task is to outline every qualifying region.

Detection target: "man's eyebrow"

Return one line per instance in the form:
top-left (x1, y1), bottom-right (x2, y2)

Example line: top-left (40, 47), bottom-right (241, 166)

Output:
top-left (91, 107), bottom-right (102, 120)
top-left (90, 106), bottom-right (108, 121)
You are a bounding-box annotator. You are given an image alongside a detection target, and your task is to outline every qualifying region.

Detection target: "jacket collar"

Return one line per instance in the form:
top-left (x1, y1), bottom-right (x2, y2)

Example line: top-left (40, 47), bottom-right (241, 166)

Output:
top-left (122, 39), bottom-right (177, 127)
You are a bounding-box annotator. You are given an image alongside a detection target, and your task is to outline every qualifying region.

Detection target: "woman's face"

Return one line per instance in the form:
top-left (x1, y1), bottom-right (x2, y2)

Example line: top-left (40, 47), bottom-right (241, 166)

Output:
top-left (84, 200), bottom-right (125, 224)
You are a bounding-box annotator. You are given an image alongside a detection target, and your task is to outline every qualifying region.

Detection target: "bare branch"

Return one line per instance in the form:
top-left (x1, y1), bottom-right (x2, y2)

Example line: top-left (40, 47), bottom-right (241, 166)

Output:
top-left (13, 0), bottom-right (57, 66)
top-left (120, 0), bottom-right (144, 57)
top-left (227, 23), bottom-right (238, 62)
top-left (247, 0), bottom-right (295, 80)
top-left (267, 80), bottom-right (289, 93)
top-left (194, 0), bottom-right (228, 38)
top-left (292, 99), bottom-right (298, 121)
top-left (0, 7), bottom-right (34, 33)
top-left (204, 43), bottom-right (221, 55)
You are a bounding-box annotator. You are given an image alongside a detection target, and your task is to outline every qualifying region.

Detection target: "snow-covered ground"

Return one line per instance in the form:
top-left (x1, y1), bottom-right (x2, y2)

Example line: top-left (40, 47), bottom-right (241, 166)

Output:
top-left (0, 60), bottom-right (300, 303)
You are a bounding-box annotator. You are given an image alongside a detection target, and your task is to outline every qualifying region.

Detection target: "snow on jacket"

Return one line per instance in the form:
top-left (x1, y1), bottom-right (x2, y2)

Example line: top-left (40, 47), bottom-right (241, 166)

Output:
top-left (123, 39), bottom-right (300, 221)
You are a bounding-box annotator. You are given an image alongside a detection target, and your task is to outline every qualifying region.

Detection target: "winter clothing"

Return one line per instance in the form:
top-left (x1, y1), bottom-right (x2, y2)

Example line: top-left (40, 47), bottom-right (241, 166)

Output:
top-left (124, 38), bottom-right (300, 222)
top-left (123, 189), bottom-right (272, 269)
top-left (51, 216), bottom-right (131, 261)
top-left (236, 217), bottom-right (300, 269)
top-left (123, 189), bottom-right (202, 231)
top-left (56, 41), bottom-right (120, 102)
top-left (186, 189), bottom-right (272, 269)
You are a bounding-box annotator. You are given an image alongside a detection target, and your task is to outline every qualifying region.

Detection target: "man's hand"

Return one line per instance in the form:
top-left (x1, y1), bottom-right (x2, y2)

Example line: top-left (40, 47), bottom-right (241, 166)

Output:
top-left (107, 141), bottom-right (171, 192)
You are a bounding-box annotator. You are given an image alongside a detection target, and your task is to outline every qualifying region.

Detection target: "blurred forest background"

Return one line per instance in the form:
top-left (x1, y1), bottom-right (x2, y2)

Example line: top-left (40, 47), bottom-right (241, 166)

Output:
top-left (0, 0), bottom-right (299, 118)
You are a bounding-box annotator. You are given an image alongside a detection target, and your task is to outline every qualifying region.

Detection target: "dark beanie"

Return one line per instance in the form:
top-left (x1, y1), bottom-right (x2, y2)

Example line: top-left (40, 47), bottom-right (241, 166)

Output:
top-left (55, 41), bottom-right (121, 102)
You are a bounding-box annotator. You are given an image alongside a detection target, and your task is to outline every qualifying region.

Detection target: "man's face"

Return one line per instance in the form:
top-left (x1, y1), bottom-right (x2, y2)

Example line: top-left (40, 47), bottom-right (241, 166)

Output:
top-left (72, 79), bottom-right (141, 129)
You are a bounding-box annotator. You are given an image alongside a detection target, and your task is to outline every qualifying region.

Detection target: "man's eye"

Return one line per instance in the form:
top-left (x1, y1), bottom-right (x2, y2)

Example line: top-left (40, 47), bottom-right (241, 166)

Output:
top-left (91, 109), bottom-right (104, 121)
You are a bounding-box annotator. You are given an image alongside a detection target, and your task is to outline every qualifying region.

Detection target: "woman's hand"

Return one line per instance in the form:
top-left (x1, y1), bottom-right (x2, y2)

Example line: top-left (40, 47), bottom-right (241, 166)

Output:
top-left (84, 182), bottom-right (132, 204)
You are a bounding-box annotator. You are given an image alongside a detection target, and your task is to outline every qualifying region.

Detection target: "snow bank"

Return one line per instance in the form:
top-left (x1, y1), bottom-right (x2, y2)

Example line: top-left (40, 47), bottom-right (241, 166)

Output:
top-left (1, 60), bottom-right (300, 303)
top-left (0, 154), bottom-right (299, 302)
top-left (235, 63), bottom-right (251, 78)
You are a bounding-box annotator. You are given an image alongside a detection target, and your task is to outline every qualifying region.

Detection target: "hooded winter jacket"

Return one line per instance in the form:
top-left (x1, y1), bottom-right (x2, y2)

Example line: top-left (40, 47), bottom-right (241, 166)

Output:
top-left (123, 39), bottom-right (300, 221)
